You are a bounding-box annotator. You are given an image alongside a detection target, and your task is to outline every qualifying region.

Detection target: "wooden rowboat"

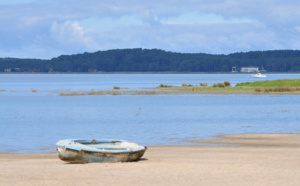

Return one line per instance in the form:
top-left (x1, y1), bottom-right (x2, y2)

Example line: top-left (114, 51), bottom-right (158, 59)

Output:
top-left (56, 139), bottom-right (147, 163)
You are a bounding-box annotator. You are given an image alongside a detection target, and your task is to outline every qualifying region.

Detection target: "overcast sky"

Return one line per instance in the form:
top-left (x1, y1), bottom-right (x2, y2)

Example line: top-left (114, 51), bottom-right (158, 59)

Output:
top-left (1, 0), bottom-right (300, 59)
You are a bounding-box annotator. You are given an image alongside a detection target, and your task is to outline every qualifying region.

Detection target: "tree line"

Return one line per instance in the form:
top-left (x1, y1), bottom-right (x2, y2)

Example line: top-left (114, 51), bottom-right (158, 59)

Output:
top-left (1, 48), bottom-right (300, 72)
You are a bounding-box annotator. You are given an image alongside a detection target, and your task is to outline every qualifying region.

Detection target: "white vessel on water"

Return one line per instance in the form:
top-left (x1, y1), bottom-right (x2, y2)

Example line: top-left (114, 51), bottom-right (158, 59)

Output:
top-left (252, 72), bottom-right (266, 78)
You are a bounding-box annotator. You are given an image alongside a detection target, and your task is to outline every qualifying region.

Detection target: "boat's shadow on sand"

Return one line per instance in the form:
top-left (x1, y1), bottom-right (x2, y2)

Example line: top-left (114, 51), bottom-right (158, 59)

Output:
top-left (136, 158), bottom-right (148, 162)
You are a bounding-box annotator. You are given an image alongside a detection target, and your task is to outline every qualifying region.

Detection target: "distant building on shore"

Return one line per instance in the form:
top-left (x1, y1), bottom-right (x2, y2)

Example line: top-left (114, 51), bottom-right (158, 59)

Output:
top-left (240, 67), bottom-right (259, 73)
top-left (231, 66), bottom-right (238, 72)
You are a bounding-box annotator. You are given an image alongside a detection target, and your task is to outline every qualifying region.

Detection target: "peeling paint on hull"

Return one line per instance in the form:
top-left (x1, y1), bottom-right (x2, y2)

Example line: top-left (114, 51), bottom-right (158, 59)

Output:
top-left (56, 139), bottom-right (147, 163)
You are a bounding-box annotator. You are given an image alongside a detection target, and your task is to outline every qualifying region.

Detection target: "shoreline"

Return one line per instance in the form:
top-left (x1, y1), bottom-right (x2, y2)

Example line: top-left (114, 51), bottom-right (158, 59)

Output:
top-left (184, 133), bottom-right (300, 147)
top-left (1, 133), bottom-right (299, 185)
top-left (1, 133), bottom-right (300, 154)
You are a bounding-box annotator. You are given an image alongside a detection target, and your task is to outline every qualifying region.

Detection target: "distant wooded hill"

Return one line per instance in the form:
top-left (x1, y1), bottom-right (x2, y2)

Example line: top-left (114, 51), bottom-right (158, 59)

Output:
top-left (1, 48), bottom-right (300, 72)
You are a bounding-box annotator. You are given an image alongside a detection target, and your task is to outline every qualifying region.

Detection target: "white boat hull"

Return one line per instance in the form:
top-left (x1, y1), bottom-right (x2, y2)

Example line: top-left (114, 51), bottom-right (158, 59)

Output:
top-left (252, 73), bottom-right (266, 78)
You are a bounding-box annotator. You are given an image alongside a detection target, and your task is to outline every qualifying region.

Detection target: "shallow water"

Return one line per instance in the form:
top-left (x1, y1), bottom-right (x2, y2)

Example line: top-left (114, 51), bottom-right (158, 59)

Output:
top-left (0, 74), bottom-right (299, 153)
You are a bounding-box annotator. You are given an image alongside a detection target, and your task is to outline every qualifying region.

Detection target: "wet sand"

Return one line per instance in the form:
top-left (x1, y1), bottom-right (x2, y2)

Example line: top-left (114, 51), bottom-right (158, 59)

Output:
top-left (1, 133), bottom-right (300, 186)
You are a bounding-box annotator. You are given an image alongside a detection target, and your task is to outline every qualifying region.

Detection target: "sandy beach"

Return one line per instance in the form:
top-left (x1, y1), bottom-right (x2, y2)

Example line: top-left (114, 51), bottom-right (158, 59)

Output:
top-left (1, 133), bottom-right (299, 186)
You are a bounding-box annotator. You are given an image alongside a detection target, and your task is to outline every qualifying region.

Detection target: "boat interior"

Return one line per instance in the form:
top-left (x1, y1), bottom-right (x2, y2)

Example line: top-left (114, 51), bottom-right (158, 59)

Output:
top-left (74, 139), bottom-right (134, 150)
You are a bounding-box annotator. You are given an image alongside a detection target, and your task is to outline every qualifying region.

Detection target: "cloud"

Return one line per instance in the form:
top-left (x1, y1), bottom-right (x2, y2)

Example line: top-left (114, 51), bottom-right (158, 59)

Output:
top-left (50, 21), bottom-right (94, 49)
top-left (0, 0), bottom-right (300, 58)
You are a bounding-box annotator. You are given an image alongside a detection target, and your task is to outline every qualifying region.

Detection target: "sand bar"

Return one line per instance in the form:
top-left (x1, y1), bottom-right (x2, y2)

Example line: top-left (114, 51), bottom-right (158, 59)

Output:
top-left (184, 133), bottom-right (300, 147)
top-left (1, 133), bottom-right (300, 186)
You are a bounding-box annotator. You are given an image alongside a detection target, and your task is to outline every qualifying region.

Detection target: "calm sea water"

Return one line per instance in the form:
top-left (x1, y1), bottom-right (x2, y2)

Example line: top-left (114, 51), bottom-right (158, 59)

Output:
top-left (0, 74), bottom-right (300, 153)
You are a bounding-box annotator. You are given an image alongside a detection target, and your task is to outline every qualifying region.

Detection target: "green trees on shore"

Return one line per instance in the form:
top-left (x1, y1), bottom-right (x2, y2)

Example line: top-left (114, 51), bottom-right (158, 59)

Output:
top-left (1, 48), bottom-right (300, 72)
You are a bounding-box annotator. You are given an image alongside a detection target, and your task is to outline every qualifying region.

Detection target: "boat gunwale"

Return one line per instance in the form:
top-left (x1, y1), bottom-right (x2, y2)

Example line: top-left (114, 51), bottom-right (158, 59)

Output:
top-left (56, 139), bottom-right (146, 153)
